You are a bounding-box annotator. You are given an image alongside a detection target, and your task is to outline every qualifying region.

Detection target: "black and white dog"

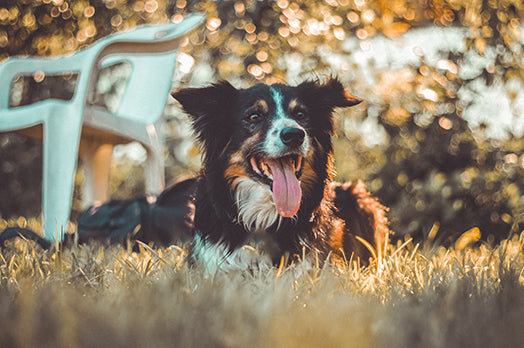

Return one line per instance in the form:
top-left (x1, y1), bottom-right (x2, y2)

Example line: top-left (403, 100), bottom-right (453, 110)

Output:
top-left (172, 78), bottom-right (389, 271)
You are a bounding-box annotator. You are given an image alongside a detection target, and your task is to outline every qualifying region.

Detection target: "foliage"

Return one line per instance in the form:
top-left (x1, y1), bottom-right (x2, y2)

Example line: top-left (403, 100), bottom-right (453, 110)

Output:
top-left (369, 57), bottom-right (523, 244)
top-left (0, 0), bottom-right (523, 242)
top-left (3, 0), bottom-right (522, 82)
top-left (0, 234), bottom-right (523, 347)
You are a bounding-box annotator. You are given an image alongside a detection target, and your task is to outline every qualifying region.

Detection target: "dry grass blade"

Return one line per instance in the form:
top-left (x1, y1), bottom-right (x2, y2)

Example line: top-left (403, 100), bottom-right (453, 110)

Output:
top-left (0, 232), bottom-right (522, 347)
top-left (135, 240), bottom-right (171, 266)
top-left (355, 235), bottom-right (377, 260)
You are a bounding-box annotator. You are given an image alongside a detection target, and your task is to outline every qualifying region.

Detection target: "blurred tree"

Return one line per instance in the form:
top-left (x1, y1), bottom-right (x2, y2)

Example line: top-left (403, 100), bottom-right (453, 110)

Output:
top-left (370, 58), bottom-right (523, 243)
top-left (0, 0), bottom-right (522, 243)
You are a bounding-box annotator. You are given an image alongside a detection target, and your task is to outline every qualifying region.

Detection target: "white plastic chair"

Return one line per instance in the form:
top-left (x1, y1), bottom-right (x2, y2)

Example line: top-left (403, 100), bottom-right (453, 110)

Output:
top-left (0, 13), bottom-right (205, 242)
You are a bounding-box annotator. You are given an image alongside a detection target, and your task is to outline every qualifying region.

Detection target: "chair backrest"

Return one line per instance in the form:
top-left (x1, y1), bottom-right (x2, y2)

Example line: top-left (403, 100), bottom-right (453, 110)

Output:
top-left (0, 50), bottom-right (94, 111)
top-left (95, 52), bottom-right (178, 123)
top-left (83, 14), bottom-right (205, 120)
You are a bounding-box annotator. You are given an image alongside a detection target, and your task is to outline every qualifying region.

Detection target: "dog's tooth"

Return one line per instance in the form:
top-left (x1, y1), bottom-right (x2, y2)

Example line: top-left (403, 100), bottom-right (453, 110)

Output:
top-left (250, 157), bottom-right (262, 175)
top-left (295, 155), bottom-right (303, 172)
top-left (260, 162), bottom-right (270, 179)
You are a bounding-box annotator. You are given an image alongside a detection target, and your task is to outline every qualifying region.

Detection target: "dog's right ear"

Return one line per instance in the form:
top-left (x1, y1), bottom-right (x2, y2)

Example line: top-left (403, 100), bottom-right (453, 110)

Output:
top-left (172, 81), bottom-right (238, 150)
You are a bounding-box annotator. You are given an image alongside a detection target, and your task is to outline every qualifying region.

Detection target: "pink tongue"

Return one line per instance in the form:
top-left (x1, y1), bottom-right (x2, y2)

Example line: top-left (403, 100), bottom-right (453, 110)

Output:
top-left (266, 158), bottom-right (302, 218)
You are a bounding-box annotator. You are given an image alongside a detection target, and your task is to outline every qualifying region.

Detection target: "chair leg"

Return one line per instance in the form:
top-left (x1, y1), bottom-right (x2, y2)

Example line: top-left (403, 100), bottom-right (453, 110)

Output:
top-left (42, 113), bottom-right (82, 242)
top-left (144, 146), bottom-right (165, 195)
top-left (80, 142), bottom-right (113, 209)
top-left (144, 125), bottom-right (165, 195)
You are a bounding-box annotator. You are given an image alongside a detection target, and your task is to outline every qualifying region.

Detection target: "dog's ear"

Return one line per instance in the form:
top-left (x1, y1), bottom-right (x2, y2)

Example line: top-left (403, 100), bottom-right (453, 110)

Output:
top-left (172, 81), bottom-right (238, 118)
top-left (297, 78), bottom-right (362, 135)
top-left (298, 78), bottom-right (362, 110)
top-left (172, 81), bottom-right (238, 151)
top-left (319, 78), bottom-right (362, 108)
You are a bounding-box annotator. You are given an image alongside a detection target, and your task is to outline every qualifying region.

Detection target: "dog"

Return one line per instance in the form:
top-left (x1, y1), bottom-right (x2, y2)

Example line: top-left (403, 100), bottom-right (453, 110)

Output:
top-left (172, 78), bottom-right (389, 271)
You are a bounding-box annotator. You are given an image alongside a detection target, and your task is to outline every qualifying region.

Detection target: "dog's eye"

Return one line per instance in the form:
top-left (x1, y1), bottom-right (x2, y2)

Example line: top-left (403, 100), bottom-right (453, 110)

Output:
top-left (248, 114), bottom-right (261, 122)
top-left (295, 111), bottom-right (305, 118)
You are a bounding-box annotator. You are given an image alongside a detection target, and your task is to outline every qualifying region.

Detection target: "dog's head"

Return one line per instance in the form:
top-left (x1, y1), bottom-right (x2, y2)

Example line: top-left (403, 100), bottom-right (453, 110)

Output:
top-left (172, 78), bottom-right (361, 227)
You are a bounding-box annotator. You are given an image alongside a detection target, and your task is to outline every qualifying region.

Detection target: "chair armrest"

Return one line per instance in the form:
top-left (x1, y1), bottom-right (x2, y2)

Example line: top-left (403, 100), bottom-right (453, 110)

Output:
top-left (0, 50), bottom-right (98, 109)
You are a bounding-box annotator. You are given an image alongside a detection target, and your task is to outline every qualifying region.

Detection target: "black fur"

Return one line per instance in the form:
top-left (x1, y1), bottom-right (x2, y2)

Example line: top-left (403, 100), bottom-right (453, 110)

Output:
top-left (173, 78), bottom-right (389, 266)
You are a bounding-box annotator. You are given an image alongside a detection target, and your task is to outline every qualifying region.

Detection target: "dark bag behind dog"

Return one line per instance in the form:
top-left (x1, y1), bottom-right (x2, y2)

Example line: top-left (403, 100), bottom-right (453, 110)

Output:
top-left (78, 176), bottom-right (196, 245)
top-left (76, 198), bottom-right (146, 244)
top-left (0, 177), bottom-right (196, 248)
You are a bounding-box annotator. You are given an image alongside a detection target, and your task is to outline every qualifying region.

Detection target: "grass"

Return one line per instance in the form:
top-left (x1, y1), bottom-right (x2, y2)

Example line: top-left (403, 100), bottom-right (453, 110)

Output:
top-left (0, 225), bottom-right (523, 348)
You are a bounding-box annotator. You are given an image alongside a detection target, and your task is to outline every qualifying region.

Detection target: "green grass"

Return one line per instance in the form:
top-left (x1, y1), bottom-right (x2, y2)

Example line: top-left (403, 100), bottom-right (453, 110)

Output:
top-left (0, 228), bottom-right (523, 348)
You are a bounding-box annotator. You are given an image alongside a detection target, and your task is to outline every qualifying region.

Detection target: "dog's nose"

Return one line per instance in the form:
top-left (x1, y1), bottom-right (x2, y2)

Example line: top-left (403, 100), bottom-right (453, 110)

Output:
top-left (280, 127), bottom-right (305, 147)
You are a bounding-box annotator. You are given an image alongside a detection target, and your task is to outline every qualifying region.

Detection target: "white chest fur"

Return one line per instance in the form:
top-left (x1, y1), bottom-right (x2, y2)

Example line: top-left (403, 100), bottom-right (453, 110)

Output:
top-left (233, 177), bottom-right (282, 233)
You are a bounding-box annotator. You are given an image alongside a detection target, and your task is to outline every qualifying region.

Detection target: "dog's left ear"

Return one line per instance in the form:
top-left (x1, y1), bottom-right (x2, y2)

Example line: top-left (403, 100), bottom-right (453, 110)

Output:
top-left (171, 81), bottom-right (238, 121)
top-left (171, 82), bottom-right (238, 153)
top-left (298, 78), bottom-right (362, 110)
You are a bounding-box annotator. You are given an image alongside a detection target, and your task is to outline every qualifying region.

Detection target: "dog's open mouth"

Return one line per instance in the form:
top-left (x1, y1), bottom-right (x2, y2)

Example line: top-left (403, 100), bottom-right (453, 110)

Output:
top-left (250, 155), bottom-right (303, 218)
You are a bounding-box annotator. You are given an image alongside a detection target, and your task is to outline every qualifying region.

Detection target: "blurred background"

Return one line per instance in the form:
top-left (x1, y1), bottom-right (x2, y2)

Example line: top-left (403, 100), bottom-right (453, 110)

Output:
top-left (0, 0), bottom-right (522, 245)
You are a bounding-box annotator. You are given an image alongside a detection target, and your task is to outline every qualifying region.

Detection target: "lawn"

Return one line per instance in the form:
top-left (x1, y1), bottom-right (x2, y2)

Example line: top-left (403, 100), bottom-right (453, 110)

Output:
top-left (0, 228), bottom-right (523, 348)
